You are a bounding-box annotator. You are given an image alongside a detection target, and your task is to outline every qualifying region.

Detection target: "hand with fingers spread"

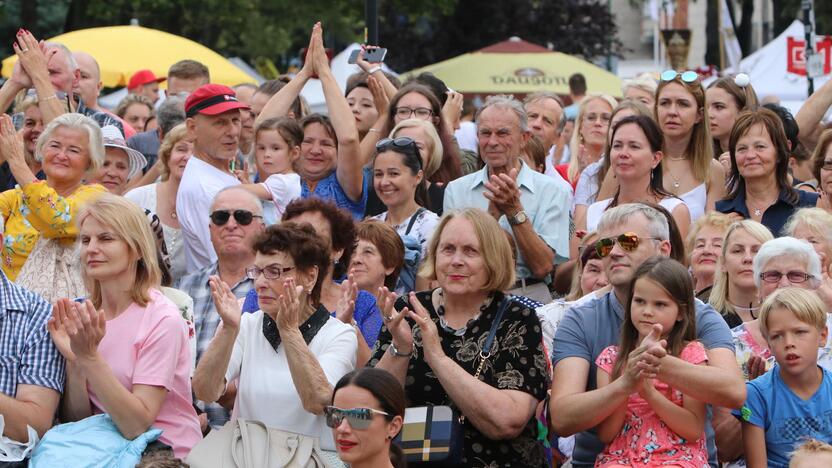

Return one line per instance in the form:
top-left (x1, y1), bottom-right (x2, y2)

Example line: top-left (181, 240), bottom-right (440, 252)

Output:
top-left (66, 300), bottom-right (106, 361)
top-left (209, 275), bottom-right (242, 331)
top-left (378, 286), bottom-right (412, 351)
top-left (335, 272), bottom-right (358, 324)
top-left (47, 298), bottom-right (78, 361)
top-left (234, 160), bottom-right (252, 184)
top-left (276, 277), bottom-right (305, 331)
top-left (483, 167), bottom-right (522, 217)
top-left (0, 114), bottom-right (25, 165)
top-left (405, 292), bottom-right (443, 365)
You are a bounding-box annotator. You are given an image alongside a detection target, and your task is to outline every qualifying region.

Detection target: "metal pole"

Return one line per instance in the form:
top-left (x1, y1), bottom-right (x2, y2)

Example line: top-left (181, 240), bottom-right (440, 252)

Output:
top-left (365, 0), bottom-right (379, 45)
top-left (802, 0), bottom-right (815, 95)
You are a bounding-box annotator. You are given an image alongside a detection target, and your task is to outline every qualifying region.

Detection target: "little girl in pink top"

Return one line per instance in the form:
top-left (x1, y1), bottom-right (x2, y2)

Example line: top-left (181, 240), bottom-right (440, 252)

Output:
top-left (595, 257), bottom-right (708, 468)
top-left (48, 194), bottom-right (201, 459)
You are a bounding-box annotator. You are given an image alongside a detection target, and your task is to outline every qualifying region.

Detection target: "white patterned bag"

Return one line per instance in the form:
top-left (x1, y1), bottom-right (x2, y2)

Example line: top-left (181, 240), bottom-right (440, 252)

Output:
top-left (16, 236), bottom-right (86, 303)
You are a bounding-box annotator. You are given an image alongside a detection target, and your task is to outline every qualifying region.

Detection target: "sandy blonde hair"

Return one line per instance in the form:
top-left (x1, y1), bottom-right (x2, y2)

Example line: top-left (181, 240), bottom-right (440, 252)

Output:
top-left (656, 76), bottom-right (714, 184)
top-left (391, 118), bottom-right (443, 179)
top-left (708, 220), bottom-right (774, 315)
top-left (568, 94), bottom-right (617, 183)
top-left (157, 123), bottom-right (190, 182)
top-left (419, 208), bottom-right (516, 291)
top-left (78, 193), bottom-right (161, 308)
top-left (790, 439), bottom-right (832, 467)
top-left (784, 207), bottom-right (832, 253)
top-left (685, 212), bottom-right (733, 263)
top-left (759, 287), bottom-right (827, 339)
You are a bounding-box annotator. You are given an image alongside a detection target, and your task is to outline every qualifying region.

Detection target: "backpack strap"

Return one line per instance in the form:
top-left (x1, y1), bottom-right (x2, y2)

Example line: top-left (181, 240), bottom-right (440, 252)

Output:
top-left (404, 207), bottom-right (426, 236)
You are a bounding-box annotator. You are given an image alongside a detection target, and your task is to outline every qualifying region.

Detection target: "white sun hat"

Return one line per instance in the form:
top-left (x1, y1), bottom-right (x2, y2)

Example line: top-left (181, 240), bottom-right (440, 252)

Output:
top-left (100, 125), bottom-right (148, 180)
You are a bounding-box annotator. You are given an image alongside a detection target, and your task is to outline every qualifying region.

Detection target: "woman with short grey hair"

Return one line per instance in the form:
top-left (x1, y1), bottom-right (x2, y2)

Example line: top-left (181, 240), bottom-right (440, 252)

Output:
top-left (0, 112), bottom-right (106, 281)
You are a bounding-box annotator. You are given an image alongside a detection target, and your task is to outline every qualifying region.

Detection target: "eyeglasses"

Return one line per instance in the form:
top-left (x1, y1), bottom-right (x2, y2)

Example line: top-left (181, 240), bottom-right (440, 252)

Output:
top-left (759, 270), bottom-right (814, 284)
top-left (583, 113), bottom-right (612, 124)
top-left (210, 209), bottom-right (263, 226)
top-left (394, 106), bottom-right (433, 120)
top-left (245, 264), bottom-right (295, 280)
top-left (595, 232), bottom-right (661, 258)
top-left (660, 70), bottom-right (698, 83)
top-left (324, 406), bottom-right (389, 430)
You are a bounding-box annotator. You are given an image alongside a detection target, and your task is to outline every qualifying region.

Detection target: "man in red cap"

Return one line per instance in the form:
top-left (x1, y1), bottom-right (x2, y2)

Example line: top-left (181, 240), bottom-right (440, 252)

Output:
top-left (176, 84), bottom-right (250, 270)
top-left (128, 69), bottom-right (165, 104)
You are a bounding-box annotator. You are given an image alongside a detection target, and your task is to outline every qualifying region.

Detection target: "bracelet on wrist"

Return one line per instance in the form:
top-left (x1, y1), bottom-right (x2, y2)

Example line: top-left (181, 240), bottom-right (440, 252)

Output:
top-left (367, 65), bottom-right (382, 74)
top-left (388, 341), bottom-right (412, 358)
top-left (368, 128), bottom-right (381, 133)
top-left (40, 94), bottom-right (59, 102)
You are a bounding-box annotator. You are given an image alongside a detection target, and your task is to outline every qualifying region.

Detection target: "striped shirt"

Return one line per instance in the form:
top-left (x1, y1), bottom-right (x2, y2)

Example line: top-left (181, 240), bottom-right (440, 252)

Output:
top-left (0, 271), bottom-right (64, 397)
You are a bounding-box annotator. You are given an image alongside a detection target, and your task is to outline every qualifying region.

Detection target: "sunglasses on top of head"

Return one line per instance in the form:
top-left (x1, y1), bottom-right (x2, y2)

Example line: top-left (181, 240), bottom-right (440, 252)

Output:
top-left (660, 70), bottom-right (698, 83)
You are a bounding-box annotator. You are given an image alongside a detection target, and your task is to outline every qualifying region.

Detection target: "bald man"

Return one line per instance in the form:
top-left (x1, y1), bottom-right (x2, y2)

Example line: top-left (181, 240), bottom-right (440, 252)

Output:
top-left (73, 52), bottom-right (103, 112)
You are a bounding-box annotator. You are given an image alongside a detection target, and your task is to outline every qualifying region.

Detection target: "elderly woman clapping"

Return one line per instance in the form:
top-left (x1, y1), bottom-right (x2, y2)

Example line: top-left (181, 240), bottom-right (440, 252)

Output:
top-left (370, 208), bottom-right (550, 467)
top-left (0, 113), bottom-right (105, 281)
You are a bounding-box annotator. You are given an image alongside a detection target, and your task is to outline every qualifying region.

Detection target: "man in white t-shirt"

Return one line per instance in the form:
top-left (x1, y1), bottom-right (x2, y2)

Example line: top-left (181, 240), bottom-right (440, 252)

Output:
top-left (177, 84), bottom-right (250, 270)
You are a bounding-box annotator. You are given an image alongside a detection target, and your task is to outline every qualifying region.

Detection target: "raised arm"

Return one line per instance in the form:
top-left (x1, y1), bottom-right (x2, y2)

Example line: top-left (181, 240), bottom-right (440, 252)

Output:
top-left (796, 77), bottom-right (832, 149)
top-left (254, 28), bottom-right (316, 126)
top-left (14, 32), bottom-right (67, 124)
top-left (358, 76), bottom-right (390, 168)
top-left (313, 26), bottom-right (363, 201)
top-left (192, 277), bottom-right (242, 403)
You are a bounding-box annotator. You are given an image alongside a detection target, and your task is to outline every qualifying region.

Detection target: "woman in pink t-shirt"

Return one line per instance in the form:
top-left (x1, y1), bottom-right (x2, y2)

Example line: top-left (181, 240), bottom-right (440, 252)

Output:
top-left (48, 193), bottom-right (201, 459)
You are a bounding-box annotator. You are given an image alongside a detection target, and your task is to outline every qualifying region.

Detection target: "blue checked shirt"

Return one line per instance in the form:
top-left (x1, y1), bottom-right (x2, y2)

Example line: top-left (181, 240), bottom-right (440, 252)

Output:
top-left (0, 270), bottom-right (64, 398)
top-left (175, 262), bottom-right (254, 428)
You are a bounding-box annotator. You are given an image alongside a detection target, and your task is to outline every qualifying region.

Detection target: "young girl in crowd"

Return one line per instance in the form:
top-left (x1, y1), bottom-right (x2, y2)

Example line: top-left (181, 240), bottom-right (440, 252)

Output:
top-left (595, 256), bottom-right (708, 468)
top-left (735, 287), bottom-right (832, 468)
top-left (237, 117), bottom-right (303, 224)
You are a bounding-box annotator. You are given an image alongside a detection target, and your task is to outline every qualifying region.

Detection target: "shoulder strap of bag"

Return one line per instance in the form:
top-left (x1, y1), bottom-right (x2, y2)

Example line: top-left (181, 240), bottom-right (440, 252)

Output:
top-left (404, 207), bottom-right (426, 236)
top-left (479, 296), bottom-right (510, 365)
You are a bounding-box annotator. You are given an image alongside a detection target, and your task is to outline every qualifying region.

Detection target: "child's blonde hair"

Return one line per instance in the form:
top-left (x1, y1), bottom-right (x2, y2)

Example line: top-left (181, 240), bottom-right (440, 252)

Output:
top-left (790, 438), bottom-right (832, 467)
top-left (759, 288), bottom-right (827, 339)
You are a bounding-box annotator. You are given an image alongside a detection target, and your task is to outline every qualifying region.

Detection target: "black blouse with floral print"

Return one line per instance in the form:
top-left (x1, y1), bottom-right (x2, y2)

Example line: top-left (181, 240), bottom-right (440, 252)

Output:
top-left (368, 289), bottom-right (549, 468)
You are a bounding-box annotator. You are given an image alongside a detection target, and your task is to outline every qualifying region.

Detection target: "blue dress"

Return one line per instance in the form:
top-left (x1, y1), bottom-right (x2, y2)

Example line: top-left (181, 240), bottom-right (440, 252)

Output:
top-left (301, 171), bottom-right (368, 220)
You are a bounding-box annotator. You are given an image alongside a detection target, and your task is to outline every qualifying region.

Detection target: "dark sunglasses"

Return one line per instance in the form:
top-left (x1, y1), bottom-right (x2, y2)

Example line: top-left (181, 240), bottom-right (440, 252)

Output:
top-left (324, 406), bottom-right (389, 430)
top-left (209, 209), bottom-right (263, 226)
top-left (595, 232), bottom-right (661, 258)
top-left (660, 70), bottom-right (698, 83)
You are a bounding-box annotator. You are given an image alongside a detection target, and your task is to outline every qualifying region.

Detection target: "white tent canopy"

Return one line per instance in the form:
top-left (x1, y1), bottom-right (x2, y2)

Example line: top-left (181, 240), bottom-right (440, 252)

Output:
top-left (300, 43), bottom-right (396, 114)
top-left (735, 19), bottom-right (830, 115)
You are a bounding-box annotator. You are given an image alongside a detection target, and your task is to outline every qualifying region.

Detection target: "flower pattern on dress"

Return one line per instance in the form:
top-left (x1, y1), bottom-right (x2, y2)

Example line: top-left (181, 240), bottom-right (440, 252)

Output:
top-left (594, 342), bottom-right (710, 468)
top-left (369, 289), bottom-right (549, 468)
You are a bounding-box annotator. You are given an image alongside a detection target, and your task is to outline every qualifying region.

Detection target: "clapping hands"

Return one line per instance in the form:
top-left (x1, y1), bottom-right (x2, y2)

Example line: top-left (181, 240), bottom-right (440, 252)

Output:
top-left (622, 324), bottom-right (668, 391)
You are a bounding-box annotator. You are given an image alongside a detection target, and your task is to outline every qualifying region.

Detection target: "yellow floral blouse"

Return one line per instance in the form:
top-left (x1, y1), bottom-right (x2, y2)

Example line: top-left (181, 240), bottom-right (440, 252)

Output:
top-left (0, 181), bottom-right (106, 281)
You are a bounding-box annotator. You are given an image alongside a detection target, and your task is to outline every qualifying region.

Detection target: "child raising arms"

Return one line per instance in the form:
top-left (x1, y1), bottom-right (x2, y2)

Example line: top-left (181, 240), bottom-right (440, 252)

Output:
top-left (735, 288), bottom-right (832, 468)
top-left (595, 256), bottom-right (709, 467)
top-left (236, 117), bottom-right (303, 223)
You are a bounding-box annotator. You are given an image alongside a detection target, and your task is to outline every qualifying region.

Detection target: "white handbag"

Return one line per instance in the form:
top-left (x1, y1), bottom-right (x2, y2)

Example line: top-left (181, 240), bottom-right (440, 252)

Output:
top-left (186, 419), bottom-right (332, 468)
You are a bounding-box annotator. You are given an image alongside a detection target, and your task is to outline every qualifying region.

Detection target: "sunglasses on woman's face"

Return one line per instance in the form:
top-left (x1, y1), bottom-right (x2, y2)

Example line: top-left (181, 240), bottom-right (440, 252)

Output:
top-left (660, 70), bottom-right (698, 83)
top-left (595, 232), bottom-right (661, 258)
top-left (324, 406), bottom-right (389, 430)
top-left (209, 209), bottom-right (263, 226)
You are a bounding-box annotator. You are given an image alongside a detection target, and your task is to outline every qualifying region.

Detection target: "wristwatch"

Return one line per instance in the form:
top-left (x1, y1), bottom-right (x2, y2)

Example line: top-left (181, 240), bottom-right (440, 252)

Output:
top-left (388, 342), bottom-right (413, 358)
top-left (508, 210), bottom-right (528, 226)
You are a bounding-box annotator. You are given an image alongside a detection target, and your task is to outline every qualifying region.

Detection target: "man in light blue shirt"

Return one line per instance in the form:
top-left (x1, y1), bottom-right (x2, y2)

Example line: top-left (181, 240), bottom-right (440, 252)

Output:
top-left (444, 95), bottom-right (571, 301)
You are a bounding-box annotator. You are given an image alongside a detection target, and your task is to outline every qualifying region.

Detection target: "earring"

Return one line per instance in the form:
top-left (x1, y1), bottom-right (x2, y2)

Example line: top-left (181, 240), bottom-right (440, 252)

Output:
top-left (386, 435), bottom-right (393, 440)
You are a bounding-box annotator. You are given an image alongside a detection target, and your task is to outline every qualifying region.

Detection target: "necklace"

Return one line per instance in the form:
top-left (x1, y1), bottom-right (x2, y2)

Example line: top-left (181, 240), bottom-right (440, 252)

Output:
top-left (727, 301), bottom-right (760, 320)
top-left (666, 154), bottom-right (687, 161)
top-left (665, 167), bottom-right (682, 189)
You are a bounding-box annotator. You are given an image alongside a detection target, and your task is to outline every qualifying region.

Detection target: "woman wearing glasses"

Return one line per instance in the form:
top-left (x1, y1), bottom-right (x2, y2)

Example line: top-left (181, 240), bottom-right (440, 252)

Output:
top-left (370, 208), bottom-right (550, 467)
top-left (713, 236), bottom-right (832, 464)
top-left (656, 70), bottom-right (726, 222)
top-left (580, 115), bottom-right (691, 239)
top-left (327, 368), bottom-right (405, 468)
top-left (558, 94), bottom-right (617, 188)
top-left (254, 23), bottom-right (365, 219)
top-left (371, 137), bottom-right (439, 256)
top-left (716, 109), bottom-right (819, 237)
top-left (192, 223), bottom-right (357, 465)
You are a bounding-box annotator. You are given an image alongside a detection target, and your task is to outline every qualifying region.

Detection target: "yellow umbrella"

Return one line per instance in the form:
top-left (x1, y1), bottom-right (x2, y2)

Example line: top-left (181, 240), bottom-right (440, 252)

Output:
top-left (404, 51), bottom-right (622, 97)
top-left (2, 25), bottom-right (255, 87)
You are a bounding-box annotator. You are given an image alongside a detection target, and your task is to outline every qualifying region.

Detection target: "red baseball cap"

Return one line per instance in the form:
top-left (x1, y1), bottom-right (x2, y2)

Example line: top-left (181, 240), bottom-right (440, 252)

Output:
top-left (127, 69), bottom-right (165, 90)
top-left (185, 84), bottom-right (250, 117)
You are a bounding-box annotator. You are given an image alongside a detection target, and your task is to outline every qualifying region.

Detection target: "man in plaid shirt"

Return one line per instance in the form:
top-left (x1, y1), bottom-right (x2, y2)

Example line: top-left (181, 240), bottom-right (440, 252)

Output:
top-left (175, 187), bottom-right (265, 430)
top-left (0, 268), bottom-right (64, 445)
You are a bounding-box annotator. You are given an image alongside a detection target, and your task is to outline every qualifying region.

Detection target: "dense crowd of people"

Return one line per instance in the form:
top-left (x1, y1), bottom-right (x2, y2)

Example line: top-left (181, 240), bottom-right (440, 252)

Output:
top-left (2, 21), bottom-right (832, 468)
